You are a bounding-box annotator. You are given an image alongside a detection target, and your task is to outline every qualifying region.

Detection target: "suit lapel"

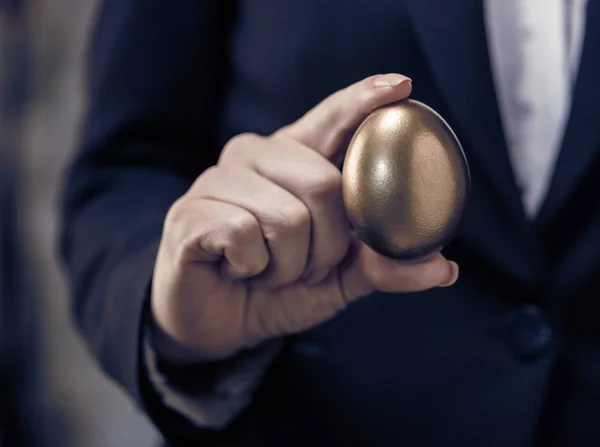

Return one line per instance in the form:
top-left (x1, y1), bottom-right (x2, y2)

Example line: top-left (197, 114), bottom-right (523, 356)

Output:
top-left (537, 0), bottom-right (600, 224)
top-left (403, 0), bottom-right (528, 225)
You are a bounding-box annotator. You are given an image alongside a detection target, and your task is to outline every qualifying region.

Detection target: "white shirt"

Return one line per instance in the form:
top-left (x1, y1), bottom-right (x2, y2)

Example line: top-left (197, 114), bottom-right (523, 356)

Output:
top-left (148, 0), bottom-right (590, 428)
top-left (485, 0), bottom-right (588, 217)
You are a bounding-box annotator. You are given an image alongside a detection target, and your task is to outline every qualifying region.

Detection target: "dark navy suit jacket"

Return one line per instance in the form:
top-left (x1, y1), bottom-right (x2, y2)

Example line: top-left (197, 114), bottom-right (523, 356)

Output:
top-left (60, 0), bottom-right (600, 445)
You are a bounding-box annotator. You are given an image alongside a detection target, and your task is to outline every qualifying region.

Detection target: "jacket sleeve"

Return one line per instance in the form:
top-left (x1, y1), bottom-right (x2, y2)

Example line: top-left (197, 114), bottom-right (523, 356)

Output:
top-left (59, 0), bottom-right (271, 442)
top-left (144, 329), bottom-right (282, 430)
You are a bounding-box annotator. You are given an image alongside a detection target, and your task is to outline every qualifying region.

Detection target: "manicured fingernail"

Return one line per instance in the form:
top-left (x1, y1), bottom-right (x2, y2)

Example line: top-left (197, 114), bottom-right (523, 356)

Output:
top-left (439, 261), bottom-right (459, 287)
top-left (373, 73), bottom-right (412, 88)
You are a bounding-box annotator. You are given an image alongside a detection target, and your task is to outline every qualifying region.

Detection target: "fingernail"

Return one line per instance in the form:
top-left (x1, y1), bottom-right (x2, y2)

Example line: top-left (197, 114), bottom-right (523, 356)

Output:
top-left (373, 73), bottom-right (412, 88)
top-left (438, 261), bottom-right (459, 287)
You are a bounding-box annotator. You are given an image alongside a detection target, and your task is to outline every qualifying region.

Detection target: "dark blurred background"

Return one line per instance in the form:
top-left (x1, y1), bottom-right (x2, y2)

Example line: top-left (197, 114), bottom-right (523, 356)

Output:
top-left (0, 1), bottom-right (158, 445)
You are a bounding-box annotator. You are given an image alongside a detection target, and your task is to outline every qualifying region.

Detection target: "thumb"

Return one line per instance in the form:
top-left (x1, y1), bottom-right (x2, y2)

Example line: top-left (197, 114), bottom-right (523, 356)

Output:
top-left (276, 73), bottom-right (412, 161)
top-left (340, 242), bottom-right (459, 302)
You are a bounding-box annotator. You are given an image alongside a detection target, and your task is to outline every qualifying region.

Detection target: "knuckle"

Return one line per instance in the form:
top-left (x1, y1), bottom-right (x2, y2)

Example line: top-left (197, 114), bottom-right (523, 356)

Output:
top-left (192, 165), bottom-right (247, 192)
top-left (220, 132), bottom-right (262, 162)
top-left (221, 212), bottom-right (260, 247)
top-left (303, 168), bottom-right (342, 200)
top-left (192, 165), bottom-right (220, 188)
top-left (276, 203), bottom-right (311, 232)
top-left (273, 124), bottom-right (292, 138)
top-left (162, 198), bottom-right (200, 262)
top-left (194, 213), bottom-right (259, 262)
top-left (163, 196), bottom-right (189, 236)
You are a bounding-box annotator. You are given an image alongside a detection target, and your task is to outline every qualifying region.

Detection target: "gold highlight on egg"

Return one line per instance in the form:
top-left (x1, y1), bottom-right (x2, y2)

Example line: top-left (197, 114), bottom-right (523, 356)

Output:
top-left (342, 99), bottom-right (470, 260)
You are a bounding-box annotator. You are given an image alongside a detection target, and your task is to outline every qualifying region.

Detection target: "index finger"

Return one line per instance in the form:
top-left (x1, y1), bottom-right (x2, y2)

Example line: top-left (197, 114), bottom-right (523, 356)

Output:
top-left (276, 73), bottom-right (412, 161)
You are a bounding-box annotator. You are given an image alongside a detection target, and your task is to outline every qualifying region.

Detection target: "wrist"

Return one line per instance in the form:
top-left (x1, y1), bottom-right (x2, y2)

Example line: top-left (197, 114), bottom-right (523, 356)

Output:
top-left (145, 311), bottom-right (285, 396)
top-left (148, 311), bottom-right (220, 366)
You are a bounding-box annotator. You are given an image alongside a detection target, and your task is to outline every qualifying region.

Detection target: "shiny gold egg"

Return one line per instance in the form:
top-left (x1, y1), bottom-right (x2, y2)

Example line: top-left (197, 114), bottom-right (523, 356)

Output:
top-left (342, 99), bottom-right (470, 260)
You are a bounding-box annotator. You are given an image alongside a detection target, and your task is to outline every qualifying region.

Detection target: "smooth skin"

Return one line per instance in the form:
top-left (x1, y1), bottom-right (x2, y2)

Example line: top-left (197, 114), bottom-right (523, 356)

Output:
top-left (151, 73), bottom-right (459, 364)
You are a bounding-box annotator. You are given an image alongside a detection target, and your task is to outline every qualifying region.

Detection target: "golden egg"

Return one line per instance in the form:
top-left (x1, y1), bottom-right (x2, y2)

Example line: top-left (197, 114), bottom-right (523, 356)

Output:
top-left (342, 99), bottom-right (470, 260)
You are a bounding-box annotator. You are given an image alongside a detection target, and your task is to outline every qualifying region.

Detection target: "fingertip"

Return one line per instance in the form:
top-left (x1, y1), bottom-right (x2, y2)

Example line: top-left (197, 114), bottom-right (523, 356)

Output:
top-left (221, 261), bottom-right (248, 281)
top-left (222, 255), bottom-right (269, 282)
top-left (438, 261), bottom-right (459, 287)
top-left (371, 74), bottom-right (413, 103)
top-left (372, 73), bottom-right (412, 89)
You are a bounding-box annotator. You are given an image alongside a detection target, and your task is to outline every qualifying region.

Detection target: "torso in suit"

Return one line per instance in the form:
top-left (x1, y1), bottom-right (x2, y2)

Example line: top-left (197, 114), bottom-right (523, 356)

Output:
top-left (61, 1), bottom-right (600, 445)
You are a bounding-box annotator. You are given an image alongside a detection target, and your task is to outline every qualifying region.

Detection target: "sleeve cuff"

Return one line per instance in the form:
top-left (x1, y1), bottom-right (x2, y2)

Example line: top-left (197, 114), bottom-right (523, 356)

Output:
top-left (143, 327), bottom-right (282, 430)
